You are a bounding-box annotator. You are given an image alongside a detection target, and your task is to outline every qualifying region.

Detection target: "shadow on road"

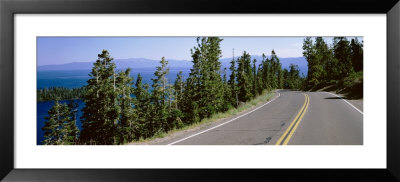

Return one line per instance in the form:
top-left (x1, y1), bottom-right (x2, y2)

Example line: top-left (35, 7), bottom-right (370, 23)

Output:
top-left (324, 95), bottom-right (362, 100)
top-left (324, 97), bottom-right (344, 100)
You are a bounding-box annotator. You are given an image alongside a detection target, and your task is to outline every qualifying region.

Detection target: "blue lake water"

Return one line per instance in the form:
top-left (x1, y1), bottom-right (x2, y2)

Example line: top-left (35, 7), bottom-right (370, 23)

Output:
top-left (37, 68), bottom-right (192, 89)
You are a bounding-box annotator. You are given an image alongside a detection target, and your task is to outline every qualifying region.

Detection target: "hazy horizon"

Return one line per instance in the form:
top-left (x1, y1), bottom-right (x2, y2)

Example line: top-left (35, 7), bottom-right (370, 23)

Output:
top-left (37, 37), bottom-right (362, 66)
top-left (38, 54), bottom-right (307, 66)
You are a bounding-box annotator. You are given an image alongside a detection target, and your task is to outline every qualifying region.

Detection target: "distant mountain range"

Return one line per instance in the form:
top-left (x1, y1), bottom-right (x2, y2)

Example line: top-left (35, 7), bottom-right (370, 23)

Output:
top-left (38, 56), bottom-right (308, 76)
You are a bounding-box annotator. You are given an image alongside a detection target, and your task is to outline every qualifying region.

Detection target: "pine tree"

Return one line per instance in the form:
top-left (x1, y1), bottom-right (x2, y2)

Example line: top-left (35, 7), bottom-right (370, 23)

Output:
top-left (222, 67), bottom-right (232, 111)
top-left (174, 71), bottom-right (184, 110)
top-left (270, 50), bottom-right (280, 89)
top-left (237, 51), bottom-right (253, 102)
top-left (133, 73), bottom-right (153, 139)
top-left (283, 64), bottom-right (302, 89)
top-left (80, 49), bottom-right (120, 145)
top-left (277, 61), bottom-right (284, 89)
top-left (265, 56), bottom-right (274, 90)
top-left (63, 101), bottom-right (80, 144)
top-left (171, 71), bottom-right (185, 129)
top-left (180, 37), bottom-right (225, 122)
top-left (333, 37), bottom-right (353, 79)
top-left (256, 62), bottom-right (264, 94)
top-left (228, 51), bottom-right (238, 107)
top-left (290, 64), bottom-right (301, 89)
top-left (283, 68), bottom-right (290, 89)
top-left (303, 37), bottom-right (320, 88)
top-left (42, 101), bottom-right (65, 145)
top-left (42, 100), bottom-right (79, 145)
top-left (313, 37), bottom-right (332, 85)
top-left (260, 54), bottom-right (270, 90)
top-left (180, 47), bottom-right (201, 124)
top-left (151, 57), bottom-right (171, 133)
top-left (252, 58), bottom-right (257, 97)
top-left (115, 68), bottom-right (134, 143)
top-left (350, 38), bottom-right (363, 72)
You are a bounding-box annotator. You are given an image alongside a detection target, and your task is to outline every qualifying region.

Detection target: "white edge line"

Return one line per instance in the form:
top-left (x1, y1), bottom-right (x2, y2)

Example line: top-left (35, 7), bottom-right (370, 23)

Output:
top-left (167, 92), bottom-right (281, 145)
top-left (326, 92), bottom-right (363, 115)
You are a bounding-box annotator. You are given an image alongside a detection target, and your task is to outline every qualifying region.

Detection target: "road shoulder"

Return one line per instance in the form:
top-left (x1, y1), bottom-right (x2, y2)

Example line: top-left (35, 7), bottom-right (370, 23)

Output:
top-left (128, 91), bottom-right (280, 145)
top-left (325, 91), bottom-right (363, 112)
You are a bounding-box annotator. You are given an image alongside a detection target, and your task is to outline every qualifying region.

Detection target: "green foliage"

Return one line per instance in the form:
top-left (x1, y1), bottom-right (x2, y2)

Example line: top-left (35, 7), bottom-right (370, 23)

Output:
top-left (42, 37), bottom-right (313, 145)
top-left (343, 71), bottom-right (362, 88)
top-left (228, 54), bottom-right (238, 107)
top-left (300, 37), bottom-right (364, 99)
top-left (342, 71), bottom-right (363, 98)
top-left (333, 37), bottom-right (353, 79)
top-left (37, 87), bottom-right (86, 101)
top-left (302, 37), bottom-right (363, 93)
top-left (283, 64), bottom-right (302, 89)
top-left (256, 62), bottom-right (264, 95)
top-left (80, 50), bottom-right (121, 145)
top-left (133, 73), bottom-right (153, 139)
top-left (237, 51), bottom-right (253, 102)
top-left (180, 37), bottom-right (225, 123)
top-left (42, 100), bottom-right (79, 145)
top-left (350, 38), bottom-right (363, 72)
top-left (260, 54), bottom-right (270, 90)
top-left (151, 57), bottom-right (173, 133)
top-left (115, 68), bottom-right (135, 143)
top-left (270, 50), bottom-right (282, 89)
top-left (222, 67), bottom-right (233, 111)
top-left (174, 71), bottom-right (184, 110)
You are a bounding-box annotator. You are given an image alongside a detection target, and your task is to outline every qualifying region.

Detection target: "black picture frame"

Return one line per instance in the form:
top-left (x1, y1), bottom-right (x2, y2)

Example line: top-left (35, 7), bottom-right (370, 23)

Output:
top-left (1, 0), bottom-right (399, 181)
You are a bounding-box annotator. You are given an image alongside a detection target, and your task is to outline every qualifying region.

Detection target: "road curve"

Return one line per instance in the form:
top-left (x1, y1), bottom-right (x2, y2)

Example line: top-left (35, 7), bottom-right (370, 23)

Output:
top-left (289, 92), bottom-right (363, 145)
top-left (155, 90), bottom-right (362, 145)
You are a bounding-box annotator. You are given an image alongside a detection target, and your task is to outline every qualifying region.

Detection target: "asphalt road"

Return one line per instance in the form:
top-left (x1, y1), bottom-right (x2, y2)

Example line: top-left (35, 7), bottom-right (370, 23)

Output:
top-left (159, 90), bottom-right (363, 145)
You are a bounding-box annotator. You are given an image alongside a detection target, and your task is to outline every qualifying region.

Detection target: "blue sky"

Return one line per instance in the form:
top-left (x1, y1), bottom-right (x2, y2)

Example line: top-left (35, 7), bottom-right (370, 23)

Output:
top-left (37, 37), bottom-right (361, 66)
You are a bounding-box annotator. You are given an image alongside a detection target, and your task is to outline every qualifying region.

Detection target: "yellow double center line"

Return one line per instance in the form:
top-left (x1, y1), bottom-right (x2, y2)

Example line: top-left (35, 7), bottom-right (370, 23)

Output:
top-left (275, 93), bottom-right (310, 145)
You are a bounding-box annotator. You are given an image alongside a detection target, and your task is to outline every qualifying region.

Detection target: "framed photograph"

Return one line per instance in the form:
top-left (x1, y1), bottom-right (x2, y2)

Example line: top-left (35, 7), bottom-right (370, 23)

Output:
top-left (1, 0), bottom-right (399, 181)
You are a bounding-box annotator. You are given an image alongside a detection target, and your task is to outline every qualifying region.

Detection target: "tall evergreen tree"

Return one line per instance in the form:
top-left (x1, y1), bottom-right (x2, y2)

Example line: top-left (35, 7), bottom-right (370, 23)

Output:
top-left (283, 68), bottom-right (290, 89)
top-left (151, 57), bottom-right (170, 133)
top-left (270, 50), bottom-right (281, 89)
top-left (64, 101), bottom-right (80, 144)
top-left (181, 37), bottom-right (225, 122)
top-left (80, 49), bottom-right (120, 145)
top-left (180, 47), bottom-right (201, 124)
top-left (174, 71), bottom-right (184, 110)
top-left (350, 38), bottom-right (363, 72)
top-left (256, 62), bottom-right (264, 94)
top-left (260, 54), bottom-right (270, 90)
top-left (252, 58), bottom-right (258, 96)
top-left (303, 37), bottom-right (320, 88)
top-left (115, 68), bottom-right (134, 143)
top-left (42, 101), bottom-right (79, 145)
top-left (222, 67), bottom-right (232, 111)
top-left (228, 52), bottom-right (238, 107)
top-left (237, 51), bottom-right (253, 102)
top-left (277, 61), bottom-right (284, 89)
top-left (333, 37), bottom-right (353, 79)
top-left (314, 37), bottom-right (332, 84)
top-left (133, 73), bottom-right (153, 139)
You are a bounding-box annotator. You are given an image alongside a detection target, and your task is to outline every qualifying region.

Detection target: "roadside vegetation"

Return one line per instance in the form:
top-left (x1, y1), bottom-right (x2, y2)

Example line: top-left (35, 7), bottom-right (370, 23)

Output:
top-left (302, 37), bottom-right (363, 99)
top-left (132, 91), bottom-right (275, 144)
top-left (41, 37), bottom-right (302, 145)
